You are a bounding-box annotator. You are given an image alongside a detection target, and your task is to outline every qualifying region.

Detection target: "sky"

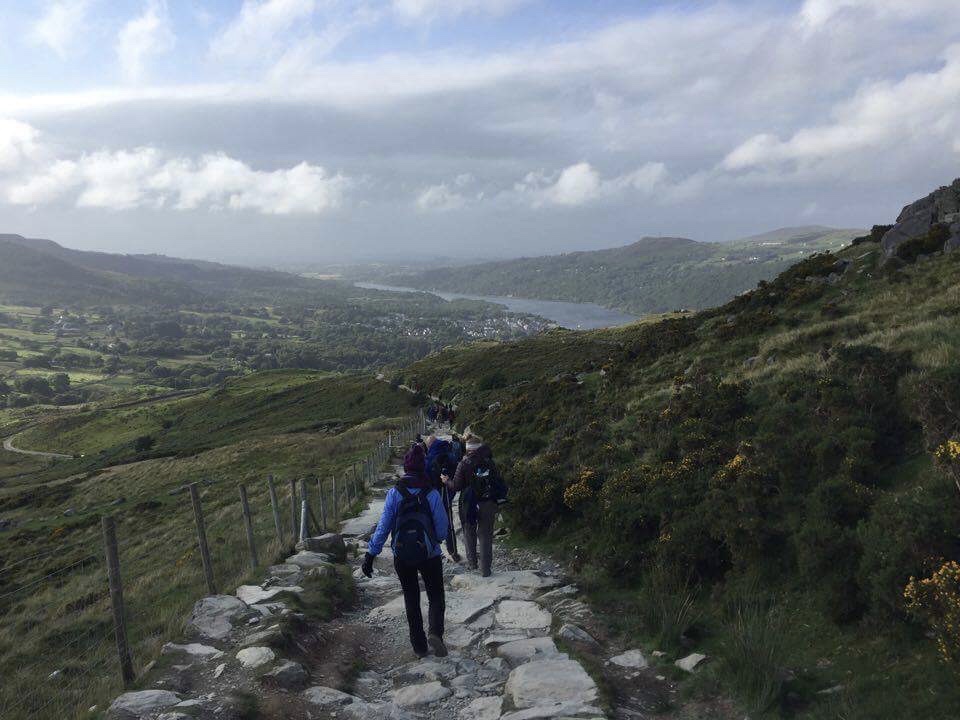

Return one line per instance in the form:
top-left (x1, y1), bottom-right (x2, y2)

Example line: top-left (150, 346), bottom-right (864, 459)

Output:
top-left (0, 0), bottom-right (959, 265)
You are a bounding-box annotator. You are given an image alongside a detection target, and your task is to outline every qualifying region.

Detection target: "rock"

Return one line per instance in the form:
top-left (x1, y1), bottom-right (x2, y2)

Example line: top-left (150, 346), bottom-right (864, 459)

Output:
top-left (445, 623), bottom-right (481, 649)
top-left (284, 550), bottom-right (333, 569)
top-left (495, 600), bottom-right (552, 631)
top-left (263, 660), bottom-right (308, 689)
top-left (213, 663), bottom-right (226, 679)
top-left (488, 402), bottom-right (502, 412)
top-left (297, 533), bottom-right (347, 561)
top-left (393, 680), bottom-right (452, 707)
top-left (156, 714), bottom-right (193, 720)
top-left (500, 702), bottom-right (605, 719)
top-left (266, 563), bottom-right (303, 581)
top-left (882, 178), bottom-right (960, 257)
top-left (236, 584), bottom-right (303, 605)
top-left (460, 695), bottom-right (502, 720)
top-left (236, 646), bottom-right (275, 669)
top-left (370, 590), bottom-right (498, 625)
top-left (239, 626), bottom-right (283, 648)
top-left (558, 624), bottom-right (599, 650)
top-left (608, 649), bottom-right (648, 669)
top-left (303, 686), bottom-right (358, 709)
top-left (107, 690), bottom-right (181, 719)
top-left (185, 595), bottom-right (252, 641)
top-left (161, 643), bottom-right (224, 660)
top-left (395, 658), bottom-right (459, 683)
top-left (110, 497), bottom-right (126, 506)
top-left (675, 652), bottom-right (708, 672)
top-left (505, 658), bottom-right (599, 710)
top-left (537, 585), bottom-right (579, 605)
top-left (63, 507), bottom-right (75, 517)
top-left (343, 700), bottom-right (414, 720)
top-left (497, 637), bottom-right (562, 667)
top-left (451, 570), bottom-right (561, 600)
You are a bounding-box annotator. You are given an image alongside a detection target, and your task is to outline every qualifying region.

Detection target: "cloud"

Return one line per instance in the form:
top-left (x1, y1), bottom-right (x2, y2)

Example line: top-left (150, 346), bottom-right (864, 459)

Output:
top-left (392, 0), bottom-right (530, 22)
top-left (0, 119), bottom-right (43, 172)
top-left (799, 0), bottom-right (949, 29)
top-left (514, 161), bottom-right (671, 208)
top-left (2, 122), bottom-right (348, 214)
top-left (416, 183), bottom-right (466, 212)
top-left (210, 0), bottom-right (316, 64)
top-left (722, 44), bottom-right (960, 174)
top-left (29, 0), bottom-right (90, 58)
top-left (117, 0), bottom-right (175, 82)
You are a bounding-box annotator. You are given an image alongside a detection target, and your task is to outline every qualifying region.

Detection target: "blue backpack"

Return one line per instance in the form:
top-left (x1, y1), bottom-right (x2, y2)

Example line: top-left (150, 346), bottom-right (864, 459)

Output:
top-left (393, 484), bottom-right (438, 566)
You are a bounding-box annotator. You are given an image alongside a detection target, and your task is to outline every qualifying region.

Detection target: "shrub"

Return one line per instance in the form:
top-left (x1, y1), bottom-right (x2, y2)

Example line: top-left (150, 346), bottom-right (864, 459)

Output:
top-left (637, 561), bottom-right (701, 650)
top-left (505, 453), bottom-right (567, 535)
top-left (852, 224), bottom-right (893, 245)
top-left (896, 223), bottom-right (950, 262)
top-left (721, 593), bottom-right (789, 713)
top-left (133, 435), bottom-right (155, 452)
top-left (905, 560), bottom-right (960, 661)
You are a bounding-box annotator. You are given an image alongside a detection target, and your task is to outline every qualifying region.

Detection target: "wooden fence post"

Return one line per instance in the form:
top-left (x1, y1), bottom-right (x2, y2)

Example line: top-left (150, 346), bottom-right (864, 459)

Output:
top-left (332, 475), bottom-right (338, 521)
top-left (288, 478), bottom-right (298, 544)
top-left (267, 475), bottom-right (283, 544)
top-left (299, 478), bottom-right (310, 542)
top-left (189, 483), bottom-right (217, 595)
top-left (238, 484), bottom-right (258, 570)
top-left (101, 516), bottom-right (135, 686)
top-left (317, 476), bottom-right (327, 531)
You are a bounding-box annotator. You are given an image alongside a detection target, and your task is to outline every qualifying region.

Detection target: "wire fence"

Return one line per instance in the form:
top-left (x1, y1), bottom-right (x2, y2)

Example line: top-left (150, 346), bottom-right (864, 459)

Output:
top-left (0, 410), bottom-right (425, 720)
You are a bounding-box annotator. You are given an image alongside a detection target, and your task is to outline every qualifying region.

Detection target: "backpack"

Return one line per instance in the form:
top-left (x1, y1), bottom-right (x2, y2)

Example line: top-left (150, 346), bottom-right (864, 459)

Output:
top-left (470, 455), bottom-right (508, 505)
top-left (393, 483), bottom-right (438, 566)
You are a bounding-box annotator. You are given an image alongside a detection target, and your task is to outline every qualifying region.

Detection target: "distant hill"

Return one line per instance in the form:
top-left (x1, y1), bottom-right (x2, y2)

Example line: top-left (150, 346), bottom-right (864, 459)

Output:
top-left (0, 234), bottom-right (346, 307)
top-left (381, 226), bottom-right (864, 315)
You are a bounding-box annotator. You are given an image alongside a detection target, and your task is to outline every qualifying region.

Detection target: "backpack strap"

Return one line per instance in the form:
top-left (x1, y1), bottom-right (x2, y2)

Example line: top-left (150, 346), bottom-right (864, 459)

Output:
top-left (396, 482), bottom-right (413, 499)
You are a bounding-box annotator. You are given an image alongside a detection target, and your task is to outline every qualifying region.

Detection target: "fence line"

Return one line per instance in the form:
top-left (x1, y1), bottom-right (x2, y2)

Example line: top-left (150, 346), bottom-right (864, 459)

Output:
top-left (0, 409), bottom-right (426, 720)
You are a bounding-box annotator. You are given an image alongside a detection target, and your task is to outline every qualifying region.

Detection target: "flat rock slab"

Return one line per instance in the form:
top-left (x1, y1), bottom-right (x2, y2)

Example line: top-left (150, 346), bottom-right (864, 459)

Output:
top-left (506, 658), bottom-right (599, 710)
top-left (368, 590), bottom-right (497, 625)
top-left (284, 551), bottom-right (333, 569)
top-left (608, 649), bottom-right (648, 669)
top-left (303, 686), bottom-right (359, 709)
top-left (496, 637), bottom-right (562, 667)
top-left (107, 690), bottom-right (181, 719)
top-left (445, 623), bottom-right (481, 649)
top-left (496, 600), bottom-right (552, 631)
top-left (676, 652), bottom-right (708, 672)
top-left (185, 595), bottom-right (251, 641)
top-left (500, 702), bottom-right (606, 719)
top-left (395, 658), bottom-right (459, 683)
top-left (236, 584), bottom-right (303, 605)
top-left (236, 646), bottom-right (275, 669)
top-left (161, 643), bottom-right (224, 660)
top-left (263, 660), bottom-right (308, 689)
top-left (451, 571), bottom-right (561, 600)
top-left (459, 695), bottom-right (503, 720)
top-left (392, 680), bottom-right (452, 707)
top-left (341, 499), bottom-right (385, 536)
top-left (558, 624), bottom-right (600, 650)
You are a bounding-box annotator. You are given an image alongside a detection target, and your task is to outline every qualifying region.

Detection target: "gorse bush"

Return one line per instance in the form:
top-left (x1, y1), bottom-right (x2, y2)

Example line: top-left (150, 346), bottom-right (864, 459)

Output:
top-left (905, 560), bottom-right (960, 661)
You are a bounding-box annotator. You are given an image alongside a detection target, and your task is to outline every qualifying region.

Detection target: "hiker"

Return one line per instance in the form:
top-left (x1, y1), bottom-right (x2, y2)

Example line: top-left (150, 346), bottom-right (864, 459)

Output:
top-left (448, 405), bottom-right (457, 427)
top-left (437, 403), bottom-right (449, 427)
top-left (448, 431), bottom-right (507, 577)
top-left (449, 433), bottom-right (463, 465)
top-left (425, 435), bottom-right (462, 562)
top-left (361, 444), bottom-right (449, 658)
top-left (426, 403), bottom-right (438, 424)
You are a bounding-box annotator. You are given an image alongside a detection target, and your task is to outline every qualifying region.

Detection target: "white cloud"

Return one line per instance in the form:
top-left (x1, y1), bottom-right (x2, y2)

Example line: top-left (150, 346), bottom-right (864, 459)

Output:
top-left (2, 123), bottom-right (348, 214)
top-left (117, 0), bottom-right (175, 82)
top-left (722, 44), bottom-right (960, 174)
top-left (210, 0), bottom-right (316, 63)
top-left (29, 0), bottom-right (89, 58)
top-left (0, 119), bottom-right (43, 172)
top-left (514, 161), bottom-right (671, 208)
top-left (416, 183), bottom-right (466, 212)
top-left (799, 0), bottom-right (950, 29)
top-left (392, 0), bottom-right (530, 22)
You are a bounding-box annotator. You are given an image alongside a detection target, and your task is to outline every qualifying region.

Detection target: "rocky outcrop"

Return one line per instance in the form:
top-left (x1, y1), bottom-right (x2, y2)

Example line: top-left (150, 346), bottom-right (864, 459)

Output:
top-left (881, 178), bottom-right (960, 257)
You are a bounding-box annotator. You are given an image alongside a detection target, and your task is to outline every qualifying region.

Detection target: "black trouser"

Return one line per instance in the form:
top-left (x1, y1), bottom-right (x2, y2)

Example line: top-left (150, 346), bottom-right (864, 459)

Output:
top-left (394, 555), bottom-right (445, 653)
top-left (460, 499), bottom-right (497, 576)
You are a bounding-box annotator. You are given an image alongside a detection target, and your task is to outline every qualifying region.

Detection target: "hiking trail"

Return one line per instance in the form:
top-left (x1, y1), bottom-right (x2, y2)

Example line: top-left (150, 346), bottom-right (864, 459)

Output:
top-left (103, 435), bottom-right (700, 720)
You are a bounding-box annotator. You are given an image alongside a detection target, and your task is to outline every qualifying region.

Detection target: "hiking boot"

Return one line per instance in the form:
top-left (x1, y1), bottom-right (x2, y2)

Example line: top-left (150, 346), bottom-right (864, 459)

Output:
top-left (428, 634), bottom-right (448, 657)
top-left (413, 646), bottom-right (429, 659)
top-left (450, 552), bottom-right (462, 563)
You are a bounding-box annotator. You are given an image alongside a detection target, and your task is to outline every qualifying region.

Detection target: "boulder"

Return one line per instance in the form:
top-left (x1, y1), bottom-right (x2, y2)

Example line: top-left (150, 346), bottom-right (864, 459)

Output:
top-left (495, 600), bottom-right (552, 631)
top-left (675, 652), bottom-right (708, 672)
top-left (392, 680), bottom-right (452, 707)
top-left (558, 624), bottom-right (599, 651)
top-left (107, 690), bottom-right (181, 719)
top-left (297, 533), bottom-right (347, 561)
top-left (881, 178), bottom-right (960, 257)
top-left (160, 643), bottom-right (224, 660)
top-left (303, 685), bottom-right (358, 709)
top-left (395, 658), bottom-right (459, 683)
top-left (505, 658), bottom-right (599, 710)
top-left (236, 646), bottom-right (275, 669)
top-left (239, 626), bottom-right (283, 648)
top-left (607, 649), bottom-right (648, 669)
top-left (459, 695), bottom-right (503, 720)
top-left (263, 660), bottom-right (308, 689)
top-left (497, 637), bottom-right (562, 667)
top-left (185, 595), bottom-right (252, 641)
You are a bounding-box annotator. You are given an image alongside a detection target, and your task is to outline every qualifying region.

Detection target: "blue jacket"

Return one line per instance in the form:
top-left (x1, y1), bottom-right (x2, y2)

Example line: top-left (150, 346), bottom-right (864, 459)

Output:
top-left (368, 481), bottom-right (449, 559)
top-left (425, 439), bottom-right (456, 487)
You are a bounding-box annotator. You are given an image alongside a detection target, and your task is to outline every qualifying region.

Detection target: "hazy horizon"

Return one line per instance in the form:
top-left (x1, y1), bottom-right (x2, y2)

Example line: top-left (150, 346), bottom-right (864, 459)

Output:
top-left (1, 0), bottom-right (958, 264)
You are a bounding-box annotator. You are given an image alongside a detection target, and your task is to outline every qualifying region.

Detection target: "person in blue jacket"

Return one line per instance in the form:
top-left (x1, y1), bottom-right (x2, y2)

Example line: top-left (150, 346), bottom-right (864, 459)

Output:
top-left (425, 434), bottom-right (462, 562)
top-left (361, 444), bottom-right (450, 658)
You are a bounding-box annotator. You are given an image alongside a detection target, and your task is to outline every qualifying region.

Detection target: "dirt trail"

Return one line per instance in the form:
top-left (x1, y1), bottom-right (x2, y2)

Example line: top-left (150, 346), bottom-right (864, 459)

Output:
top-left (2, 435), bottom-right (72, 459)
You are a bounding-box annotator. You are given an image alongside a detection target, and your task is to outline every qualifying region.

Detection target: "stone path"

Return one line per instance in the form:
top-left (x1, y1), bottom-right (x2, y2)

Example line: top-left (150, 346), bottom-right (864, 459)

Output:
top-left (103, 441), bottom-right (693, 720)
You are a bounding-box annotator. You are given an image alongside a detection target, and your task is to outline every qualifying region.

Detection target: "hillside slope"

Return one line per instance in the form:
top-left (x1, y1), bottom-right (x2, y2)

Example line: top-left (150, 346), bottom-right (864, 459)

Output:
top-left (382, 227), bottom-right (862, 314)
top-left (396, 186), bottom-right (960, 716)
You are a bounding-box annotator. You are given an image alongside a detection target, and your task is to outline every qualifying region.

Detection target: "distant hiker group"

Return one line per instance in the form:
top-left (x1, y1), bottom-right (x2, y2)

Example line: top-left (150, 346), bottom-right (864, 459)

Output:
top-left (361, 417), bottom-right (508, 658)
top-left (426, 401), bottom-right (456, 428)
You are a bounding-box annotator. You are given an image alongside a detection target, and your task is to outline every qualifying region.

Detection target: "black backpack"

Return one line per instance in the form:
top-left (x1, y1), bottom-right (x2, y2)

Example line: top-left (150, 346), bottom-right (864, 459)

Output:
top-left (393, 483), bottom-right (438, 566)
top-left (470, 455), bottom-right (508, 504)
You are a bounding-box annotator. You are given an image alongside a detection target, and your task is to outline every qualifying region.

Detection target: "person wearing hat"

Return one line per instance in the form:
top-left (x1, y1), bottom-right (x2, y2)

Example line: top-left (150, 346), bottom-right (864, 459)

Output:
top-left (361, 444), bottom-right (449, 658)
top-left (448, 431), bottom-right (505, 577)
